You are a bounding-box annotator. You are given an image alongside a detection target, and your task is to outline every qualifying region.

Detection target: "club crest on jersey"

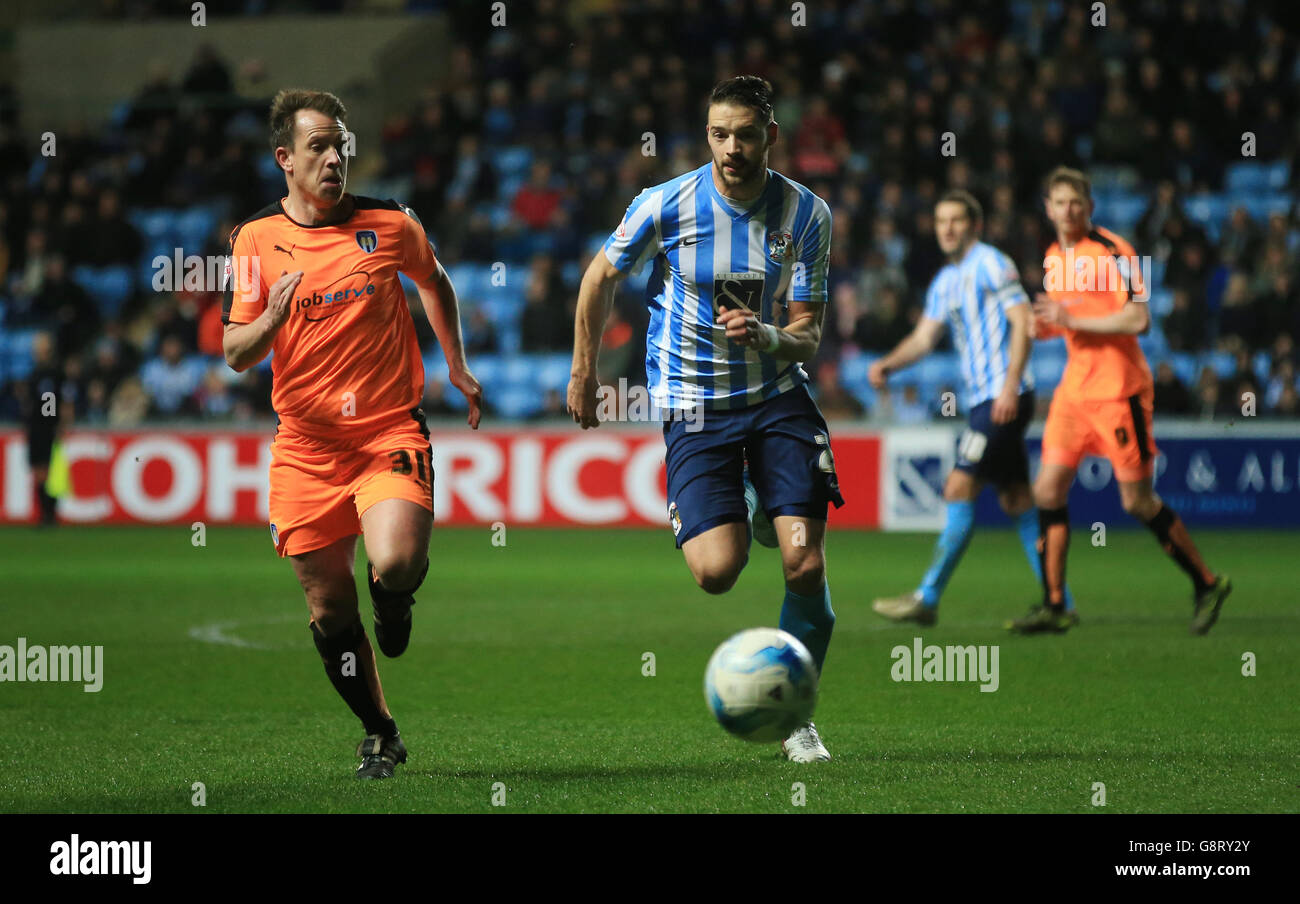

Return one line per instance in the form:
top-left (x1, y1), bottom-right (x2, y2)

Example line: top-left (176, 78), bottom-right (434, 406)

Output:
top-left (668, 501), bottom-right (682, 536)
top-left (355, 230), bottom-right (378, 253)
top-left (767, 229), bottom-right (793, 262)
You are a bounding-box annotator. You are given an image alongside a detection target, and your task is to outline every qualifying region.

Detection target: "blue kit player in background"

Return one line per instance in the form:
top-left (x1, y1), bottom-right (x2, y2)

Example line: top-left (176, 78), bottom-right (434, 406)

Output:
top-left (868, 190), bottom-right (1075, 625)
top-left (566, 76), bottom-right (843, 762)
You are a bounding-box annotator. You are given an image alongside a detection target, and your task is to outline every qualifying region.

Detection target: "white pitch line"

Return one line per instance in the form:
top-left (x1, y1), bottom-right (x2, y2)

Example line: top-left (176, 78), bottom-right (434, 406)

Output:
top-left (188, 614), bottom-right (301, 650)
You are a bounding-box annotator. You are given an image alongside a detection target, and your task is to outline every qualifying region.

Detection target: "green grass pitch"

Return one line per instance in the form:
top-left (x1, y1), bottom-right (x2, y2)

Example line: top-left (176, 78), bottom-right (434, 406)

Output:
top-left (0, 525), bottom-right (1294, 813)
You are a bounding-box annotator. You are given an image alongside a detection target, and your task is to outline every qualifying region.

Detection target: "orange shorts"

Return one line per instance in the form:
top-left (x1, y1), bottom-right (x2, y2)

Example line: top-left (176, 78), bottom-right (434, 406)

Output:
top-left (1041, 389), bottom-right (1158, 482)
top-left (268, 413), bottom-right (433, 557)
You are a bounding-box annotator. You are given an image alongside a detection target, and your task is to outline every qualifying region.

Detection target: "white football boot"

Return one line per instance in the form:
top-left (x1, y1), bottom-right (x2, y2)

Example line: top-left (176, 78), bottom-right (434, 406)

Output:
top-left (782, 721), bottom-right (831, 762)
top-left (744, 472), bottom-right (779, 548)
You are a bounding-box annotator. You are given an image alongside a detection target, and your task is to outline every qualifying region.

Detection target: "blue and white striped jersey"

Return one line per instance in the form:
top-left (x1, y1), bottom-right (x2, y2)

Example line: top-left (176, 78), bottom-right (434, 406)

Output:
top-left (602, 163), bottom-right (832, 410)
top-left (922, 241), bottom-right (1034, 408)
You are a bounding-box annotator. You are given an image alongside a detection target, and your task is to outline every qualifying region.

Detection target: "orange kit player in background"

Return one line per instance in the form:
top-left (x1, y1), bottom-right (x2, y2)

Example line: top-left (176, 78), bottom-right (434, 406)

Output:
top-left (1009, 166), bottom-right (1231, 635)
top-left (222, 90), bottom-right (482, 778)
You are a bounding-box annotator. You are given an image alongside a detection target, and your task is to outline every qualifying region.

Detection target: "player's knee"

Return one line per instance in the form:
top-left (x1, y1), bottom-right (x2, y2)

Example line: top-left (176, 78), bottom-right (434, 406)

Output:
top-left (693, 557), bottom-right (746, 595)
top-left (307, 597), bottom-right (359, 637)
top-left (998, 485), bottom-right (1032, 515)
top-left (1121, 491), bottom-right (1156, 519)
top-left (371, 552), bottom-right (427, 592)
top-left (782, 551), bottom-right (825, 593)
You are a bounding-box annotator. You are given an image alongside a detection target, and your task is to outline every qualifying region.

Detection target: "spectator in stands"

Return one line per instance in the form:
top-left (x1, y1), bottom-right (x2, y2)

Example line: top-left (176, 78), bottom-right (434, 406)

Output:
top-left (1194, 365), bottom-right (1222, 420)
top-left (1153, 361), bottom-right (1193, 415)
top-left (195, 365), bottom-right (236, 418)
top-left (520, 254), bottom-right (569, 352)
top-left (886, 384), bottom-right (931, 425)
top-left (1265, 358), bottom-right (1297, 412)
top-left (107, 377), bottom-right (149, 426)
top-left (813, 362), bottom-right (865, 421)
top-left (854, 285), bottom-right (911, 352)
top-left (34, 255), bottom-right (100, 357)
top-left (511, 160), bottom-right (562, 231)
top-left (1218, 207), bottom-right (1260, 270)
top-left (462, 307), bottom-right (498, 355)
top-left (139, 335), bottom-right (203, 417)
top-left (1160, 289), bottom-right (1202, 352)
top-left (1218, 272), bottom-right (1258, 349)
top-left (1272, 382), bottom-right (1299, 418)
top-left (1136, 180), bottom-right (1183, 254)
top-left (86, 189), bottom-right (142, 267)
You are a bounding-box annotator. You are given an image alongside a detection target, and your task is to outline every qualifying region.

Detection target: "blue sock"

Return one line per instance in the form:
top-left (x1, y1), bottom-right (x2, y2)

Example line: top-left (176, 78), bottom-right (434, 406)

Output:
top-left (1016, 508), bottom-right (1074, 609)
top-left (916, 500), bottom-right (975, 607)
top-left (779, 582), bottom-right (834, 676)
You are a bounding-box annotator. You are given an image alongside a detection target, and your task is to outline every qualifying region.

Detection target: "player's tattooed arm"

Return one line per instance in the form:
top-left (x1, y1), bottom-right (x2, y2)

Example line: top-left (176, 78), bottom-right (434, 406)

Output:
top-left (567, 254), bottom-right (627, 429)
top-left (223, 269), bottom-right (302, 372)
top-left (868, 317), bottom-right (945, 388)
top-left (719, 299), bottom-right (826, 362)
top-left (415, 261), bottom-right (482, 429)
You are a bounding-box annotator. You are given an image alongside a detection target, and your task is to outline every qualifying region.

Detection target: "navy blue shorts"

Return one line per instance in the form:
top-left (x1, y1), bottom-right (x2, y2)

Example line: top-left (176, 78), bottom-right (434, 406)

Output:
top-left (663, 384), bottom-right (846, 547)
top-left (953, 390), bottom-right (1034, 487)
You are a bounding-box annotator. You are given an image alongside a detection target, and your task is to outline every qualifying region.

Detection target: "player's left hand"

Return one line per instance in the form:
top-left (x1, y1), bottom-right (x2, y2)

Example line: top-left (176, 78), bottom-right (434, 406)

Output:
top-left (717, 307), bottom-right (775, 349)
top-left (449, 366), bottom-right (483, 429)
top-left (991, 387), bottom-right (1018, 424)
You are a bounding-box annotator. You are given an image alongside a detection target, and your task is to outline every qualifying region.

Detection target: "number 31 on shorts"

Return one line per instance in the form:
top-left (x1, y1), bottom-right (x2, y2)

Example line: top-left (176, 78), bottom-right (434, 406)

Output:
top-left (388, 449), bottom-right (431, 482)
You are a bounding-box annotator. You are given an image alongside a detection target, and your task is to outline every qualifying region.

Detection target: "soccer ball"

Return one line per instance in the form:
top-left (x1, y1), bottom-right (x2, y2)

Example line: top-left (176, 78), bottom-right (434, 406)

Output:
top-left (704, 627), bottom-right (818, 743)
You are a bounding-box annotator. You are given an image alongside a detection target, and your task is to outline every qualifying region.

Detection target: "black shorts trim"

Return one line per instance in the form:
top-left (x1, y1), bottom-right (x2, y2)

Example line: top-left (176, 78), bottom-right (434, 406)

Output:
top-left (1127, 394), bottom-right (1152, 463)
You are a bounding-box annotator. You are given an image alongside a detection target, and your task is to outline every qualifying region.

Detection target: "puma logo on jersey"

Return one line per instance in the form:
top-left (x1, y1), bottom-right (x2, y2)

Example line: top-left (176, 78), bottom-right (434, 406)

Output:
top-left (274, 244), bottom-right (296, 259)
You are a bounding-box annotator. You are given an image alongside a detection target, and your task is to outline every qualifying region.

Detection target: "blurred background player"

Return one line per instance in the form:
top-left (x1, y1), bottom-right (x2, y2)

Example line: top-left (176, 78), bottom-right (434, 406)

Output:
top-left (567, 76), bottom-right (842, 762)
top-left (222, 89), bottom-right (483, 777)
top-left (1013, 167), bottom-right (1231, 635)
top-left (869, 190), bottom-right (1075, 624)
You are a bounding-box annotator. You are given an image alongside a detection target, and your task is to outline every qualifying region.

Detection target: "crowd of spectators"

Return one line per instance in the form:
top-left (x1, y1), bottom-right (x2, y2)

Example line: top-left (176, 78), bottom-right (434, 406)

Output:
top-left (2, 0), bottom-right (1299, 427)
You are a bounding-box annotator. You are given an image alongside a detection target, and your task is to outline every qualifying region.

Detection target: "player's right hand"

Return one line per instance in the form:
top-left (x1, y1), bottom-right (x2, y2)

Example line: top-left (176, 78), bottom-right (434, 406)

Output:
top-left (566, 371), bottom-right (601, 429)
top-left (868, 360), bottom-right (890, 389)
top-left (265, 270), bottom-right (303, 328)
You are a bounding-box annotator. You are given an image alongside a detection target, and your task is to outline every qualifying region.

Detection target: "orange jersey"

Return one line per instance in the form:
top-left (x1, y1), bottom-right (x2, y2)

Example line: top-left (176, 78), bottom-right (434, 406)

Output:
top-left (1042, 226), bottom-right (1151, 401)
top-left (222, 195), bottom-right (438, 436)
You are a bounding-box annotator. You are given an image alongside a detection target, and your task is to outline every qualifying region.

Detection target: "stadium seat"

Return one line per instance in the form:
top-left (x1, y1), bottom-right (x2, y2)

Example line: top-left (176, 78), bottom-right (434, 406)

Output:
top-left (1252, 350), bottom-right (1272, 385)
top-left (1201, 350), bottom-right (1237, 380)
top-left (1149, 289), bottom-right (1173, 317)
top-left (468, 354), bottom-right (505, 389)
top-left (71, 264), bottom-right (134, 318)
top-left (1168, 352), bottom-right (1198, 387)
top-left (494, 386), bottom-right (544, 419)
top-left (1225, 162), bottom-right (1270, 193)
top-left (489, 146), bottom-right (533, 180)
top-left (539, 354), bottom-right (573, 393)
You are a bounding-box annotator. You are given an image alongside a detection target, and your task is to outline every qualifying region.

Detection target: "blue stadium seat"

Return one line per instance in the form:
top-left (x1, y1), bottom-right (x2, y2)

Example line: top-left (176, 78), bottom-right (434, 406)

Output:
top-left (467, 354), bottom-right (504, 389)
top-left (1149, 289), bottom-right (1173, 317)
top-left (1168, 351), bottom-right (1198, 387)
top-left (494, 386), bottom-right (544, 419)
top-left (1201, 350), bottom-right (1237, 380)
top-left (538, 354), bottom-right (573, 393)
top-left (489, 146), bottom-right (533, 179)
top-left (1184, 194), bottom-right (1231, 241)
top-left (1253, 350), bottom-right (1272, 385)
top-left (1265, 161), bottom-right (1290, 189)
top-left (912, 351), bottom-right (960, 386)
top-left (838, 352), bottom-right (877, 388)
top-left (499, 356), bottom-right (536, 386)
top-left (1225, 162), bottom-right (1270, 193)
top-left (71, 265), bottom-right (134, 318)
top-left (176, 206), bottom-right (219, 252)
top-left (5, 329), bottom-right (38, 381)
